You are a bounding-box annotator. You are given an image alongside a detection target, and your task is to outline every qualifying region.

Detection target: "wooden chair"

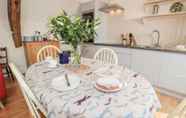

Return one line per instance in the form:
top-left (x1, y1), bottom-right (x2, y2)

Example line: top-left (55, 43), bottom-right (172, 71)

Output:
top-left (37, 45), bottom-right (61, 62)
top-left (94, 48), bottom-right (118, 65)
top-left (168, 99), bottom-right (186, 118)
top-left (0, 65), bottom-right (6, 109)
top-left (0, 47), bottom-right (14, 80)
top-left (155, 99), bottom-right (186, 118)
top-left (9, 63), bottom-right (47, 118)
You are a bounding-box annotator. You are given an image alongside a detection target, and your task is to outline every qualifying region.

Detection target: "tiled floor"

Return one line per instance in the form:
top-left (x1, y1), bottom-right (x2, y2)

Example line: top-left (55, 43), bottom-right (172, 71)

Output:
top-left (0, 80), bottom-right (181, 118)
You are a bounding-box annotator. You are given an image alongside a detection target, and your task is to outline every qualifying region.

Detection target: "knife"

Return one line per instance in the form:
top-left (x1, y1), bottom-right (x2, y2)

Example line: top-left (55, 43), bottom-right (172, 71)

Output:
top-left (65, 73), bottom-right (71, 87)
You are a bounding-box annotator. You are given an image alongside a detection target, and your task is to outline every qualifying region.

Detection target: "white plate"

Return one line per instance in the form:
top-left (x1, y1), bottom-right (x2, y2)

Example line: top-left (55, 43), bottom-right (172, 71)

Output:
top-left (51, 74), bottom-right (81, 91)
top-left (94, 78), bottom-right (123, 93)
top-left (94, 66), bottom-right (122, 77)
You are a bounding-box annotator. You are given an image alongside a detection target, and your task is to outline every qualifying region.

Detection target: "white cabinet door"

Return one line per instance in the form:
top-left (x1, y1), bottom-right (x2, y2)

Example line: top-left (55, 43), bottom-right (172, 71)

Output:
top-left (81, 45), bottom-right (98, 58)
top-left (159, 53), bottom-right (186, 94)
top-left (113, 47), bottom-right (132, 68)
top-left (131, 49), bottom-right (162, 86)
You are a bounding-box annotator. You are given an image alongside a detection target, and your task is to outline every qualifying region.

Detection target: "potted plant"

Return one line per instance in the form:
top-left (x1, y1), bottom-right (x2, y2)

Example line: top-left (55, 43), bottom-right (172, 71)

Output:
top-left (49, 10), bottom-right (100, 65)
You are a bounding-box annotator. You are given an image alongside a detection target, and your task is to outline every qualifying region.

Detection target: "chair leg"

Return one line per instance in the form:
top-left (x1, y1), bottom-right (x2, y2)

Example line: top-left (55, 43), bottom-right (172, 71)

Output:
top-left (6, 65), bottom-right (14, 81)
top-left (8, 65), bottom-right (14, 81)
top-left (0, 101), bottom-right (4, 109)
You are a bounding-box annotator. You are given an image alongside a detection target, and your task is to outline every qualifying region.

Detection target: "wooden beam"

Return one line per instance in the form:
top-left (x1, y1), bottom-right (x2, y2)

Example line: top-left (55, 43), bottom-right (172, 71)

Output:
top-left (8, 0), bottom-right (22, 48)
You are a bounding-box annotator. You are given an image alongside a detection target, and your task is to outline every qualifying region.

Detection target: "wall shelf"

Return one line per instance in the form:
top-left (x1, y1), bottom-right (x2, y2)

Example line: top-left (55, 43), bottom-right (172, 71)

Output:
top-left (143, 11), bottom-right (186, 19)
top-left (144, 0), bottom-right (186, 5)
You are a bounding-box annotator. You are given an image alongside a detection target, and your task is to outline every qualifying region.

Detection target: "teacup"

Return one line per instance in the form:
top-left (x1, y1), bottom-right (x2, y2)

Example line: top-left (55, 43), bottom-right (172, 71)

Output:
top-left (45, 57), bottom-right (58, 68)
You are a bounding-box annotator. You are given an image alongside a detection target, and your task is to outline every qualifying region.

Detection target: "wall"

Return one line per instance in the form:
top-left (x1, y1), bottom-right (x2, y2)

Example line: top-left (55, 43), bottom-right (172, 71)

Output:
top-left (94, 0), bottom-right (186, 47)
top-left (79, 0), bottom-right (94, 13)
top-left (0, 0), bottom-right (79, 72)
top-left (94, 0), bottom-right (109, 44)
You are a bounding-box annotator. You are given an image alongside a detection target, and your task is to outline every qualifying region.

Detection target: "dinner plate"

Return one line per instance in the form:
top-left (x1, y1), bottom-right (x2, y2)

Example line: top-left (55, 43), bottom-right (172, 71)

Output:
top-left (51, 74), bottom-right (81, 91)
top-left (94, 78), bottom-right (123, 93)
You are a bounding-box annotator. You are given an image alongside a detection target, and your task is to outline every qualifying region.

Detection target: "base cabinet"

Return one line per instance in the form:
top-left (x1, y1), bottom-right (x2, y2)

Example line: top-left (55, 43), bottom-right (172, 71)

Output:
top-left (131, 50), bottom-right (162, 86)
top-left (159, 53), bottom-right (186, 95)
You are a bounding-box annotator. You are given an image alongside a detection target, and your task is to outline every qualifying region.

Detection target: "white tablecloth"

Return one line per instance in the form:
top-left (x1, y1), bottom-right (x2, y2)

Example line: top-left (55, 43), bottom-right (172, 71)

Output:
top-left (25, 58), bottom-right (161, 118)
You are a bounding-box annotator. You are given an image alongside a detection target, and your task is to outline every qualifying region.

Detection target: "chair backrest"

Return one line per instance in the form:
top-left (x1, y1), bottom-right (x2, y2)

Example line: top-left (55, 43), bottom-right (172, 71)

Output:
top-left (0, 47), bottom-right (8, 65)
top-left (9, 63), bottom-right (46, 118)
top-left (94, 48), bottom-right (118, 65)
top-left (155, 99), bottom-right (186, 118)
top-left (168, 99), bottom-right (186, 118)
top-left (37, 45), bottom-right (61, 62)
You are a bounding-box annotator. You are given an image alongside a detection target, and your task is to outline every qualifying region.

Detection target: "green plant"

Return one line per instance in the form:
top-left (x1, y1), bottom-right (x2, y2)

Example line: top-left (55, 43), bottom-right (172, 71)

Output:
top-left (49, 11), bottom-right (100, 50)
top-left (49, 10), bottom-right (100, 65)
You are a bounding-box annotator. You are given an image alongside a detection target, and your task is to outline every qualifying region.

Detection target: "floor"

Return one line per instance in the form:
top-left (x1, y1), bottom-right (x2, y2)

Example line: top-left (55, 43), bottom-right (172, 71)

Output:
top-left (0, 80), bottom-right (32, 118)
top-left (0, 80), bottom-right (181, 118)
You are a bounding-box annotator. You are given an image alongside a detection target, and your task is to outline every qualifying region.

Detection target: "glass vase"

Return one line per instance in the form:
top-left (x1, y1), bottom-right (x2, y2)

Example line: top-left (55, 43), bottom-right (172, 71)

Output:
top-left (71, 48), bottom-right (81, 66)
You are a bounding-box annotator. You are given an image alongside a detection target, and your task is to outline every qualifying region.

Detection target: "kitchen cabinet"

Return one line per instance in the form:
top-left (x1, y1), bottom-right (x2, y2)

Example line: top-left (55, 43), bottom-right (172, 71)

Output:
top-left (24, 41), bottom-right (60, 66)
top-left (159, 53), bottom-right (186, 95)
top-left (81, 45), bottom-right (98, 58)
top-left (131, 49), bottom-right (162, 86)
top-left (113, 47), bottom-right (132, 68)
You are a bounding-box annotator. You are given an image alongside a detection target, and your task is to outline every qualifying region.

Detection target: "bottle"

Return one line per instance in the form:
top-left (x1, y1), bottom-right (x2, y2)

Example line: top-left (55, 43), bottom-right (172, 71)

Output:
top-left (129, 33), bottom-right (137, 47)
top-left (34, 31), bottom-right (39, 41)
top-left (121, 34), bottom-right (127, 46)
top-left (37, 32), bottom-right (42, 41)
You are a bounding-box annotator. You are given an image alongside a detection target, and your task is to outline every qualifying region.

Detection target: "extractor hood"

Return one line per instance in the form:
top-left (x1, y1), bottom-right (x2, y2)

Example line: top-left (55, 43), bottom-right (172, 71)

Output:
top-left (99, 3), bottom-right (124, 15)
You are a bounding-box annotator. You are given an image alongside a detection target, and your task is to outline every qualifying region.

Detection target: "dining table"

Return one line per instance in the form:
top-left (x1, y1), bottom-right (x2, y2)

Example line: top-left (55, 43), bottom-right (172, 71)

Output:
top-left (25, 58), bottom-right (161, 118)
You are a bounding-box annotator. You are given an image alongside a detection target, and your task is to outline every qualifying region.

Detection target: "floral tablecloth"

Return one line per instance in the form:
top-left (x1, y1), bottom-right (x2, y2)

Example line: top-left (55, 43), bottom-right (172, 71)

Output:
top-left (25, 58), bottom-right (161, 118)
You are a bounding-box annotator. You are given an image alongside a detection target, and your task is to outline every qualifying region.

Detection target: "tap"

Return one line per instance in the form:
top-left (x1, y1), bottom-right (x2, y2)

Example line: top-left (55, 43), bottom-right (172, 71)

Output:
top-left (152, 30), bottom-right (160, 47)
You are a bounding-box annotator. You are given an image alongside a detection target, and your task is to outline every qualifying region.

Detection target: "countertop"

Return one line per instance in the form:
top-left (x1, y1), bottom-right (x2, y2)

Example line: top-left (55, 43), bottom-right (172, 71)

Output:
top-left (88, 43), bottom-right (186, 55)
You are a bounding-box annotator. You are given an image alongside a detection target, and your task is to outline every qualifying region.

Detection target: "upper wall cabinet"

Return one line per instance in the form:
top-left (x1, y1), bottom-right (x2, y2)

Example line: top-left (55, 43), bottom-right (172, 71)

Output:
top-left (8, 0), bottom-right (22, 48)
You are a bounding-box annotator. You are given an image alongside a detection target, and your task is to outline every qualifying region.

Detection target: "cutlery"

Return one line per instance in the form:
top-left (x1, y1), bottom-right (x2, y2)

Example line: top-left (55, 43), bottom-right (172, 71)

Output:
top-left (42, 70), bottom-right (53, 74)
top-left (86, 72), bottom-right (93, 76)
top-left (65, 73), bottom-right (71, 87)
top-left (42, 67), bottom-right (64, 74)
top-left (74, 96), bottom-right (91, 105)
